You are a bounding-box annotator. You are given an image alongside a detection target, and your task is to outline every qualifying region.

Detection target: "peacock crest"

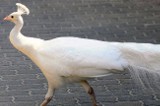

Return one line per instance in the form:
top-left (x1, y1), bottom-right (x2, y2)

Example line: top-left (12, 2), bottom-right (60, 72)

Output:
top-left (16, 3), bottom-right (30, 15)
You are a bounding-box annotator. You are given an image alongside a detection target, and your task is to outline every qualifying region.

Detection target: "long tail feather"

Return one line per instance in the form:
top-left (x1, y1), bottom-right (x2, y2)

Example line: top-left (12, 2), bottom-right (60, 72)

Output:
top-left (127, 65), bottom-right (160, 91)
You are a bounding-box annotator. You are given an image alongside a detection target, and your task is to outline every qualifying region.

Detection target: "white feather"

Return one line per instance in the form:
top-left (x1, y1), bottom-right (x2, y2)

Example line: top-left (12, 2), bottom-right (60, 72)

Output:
top-left (37, 37), bottom-right (128, 78)
top-left (16, 3), bottom-right (30, 15)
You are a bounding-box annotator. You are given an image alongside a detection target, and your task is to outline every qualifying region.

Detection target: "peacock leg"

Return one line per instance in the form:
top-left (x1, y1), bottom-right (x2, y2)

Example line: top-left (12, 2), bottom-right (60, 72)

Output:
top-left (80, 80), bottom-right (97, 106)
top-left (40, 87), bottom-right (55, 106)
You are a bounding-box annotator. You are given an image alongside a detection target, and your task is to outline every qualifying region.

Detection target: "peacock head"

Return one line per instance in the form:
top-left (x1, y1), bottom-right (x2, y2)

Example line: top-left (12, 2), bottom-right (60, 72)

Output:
top-left (4, 3), bottom-right (30, 24)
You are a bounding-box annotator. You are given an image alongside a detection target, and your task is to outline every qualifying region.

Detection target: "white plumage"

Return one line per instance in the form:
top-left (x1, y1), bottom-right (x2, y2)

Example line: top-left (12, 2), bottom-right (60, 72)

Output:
top-left (4, 3), bottom-right (160, 106)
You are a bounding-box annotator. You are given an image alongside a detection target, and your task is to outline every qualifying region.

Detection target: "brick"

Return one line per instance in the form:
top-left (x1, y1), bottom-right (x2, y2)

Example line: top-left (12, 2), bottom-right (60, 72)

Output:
top-left (118, 95), bottom-right (154, 101)
top-left (96, 96), bottom-right (118, 102)
top-left (16, 69), bottom-right (41, 75)
top-left (109, 89), bottom-right (130, 96)
top-left (8, 84), bottom-right (44, 91)
top-left (143, 100), bottom-right (160, 106)
top-left (5, 90), bottom-right (29, 96)
top-left (0, 80), bottom-right (22, 86)
top-left (9, 102), bottom-right (36, 106)
top-left (30, 89), bottom-right (46, 95)
top-left (102, 101), bottom-right (143, 106)
top-left (0, 70), bottom-right (16, 76)
top-left (0, 96), bottom-right (12, 102)
top-left (2, 74), bottom-right (37, 81)
top-left (23, 79), bottom-right (46, 85)
top-left (0, 102), bottom-right (11, 106)
top-left (14, 95), bottom-right (43, 102)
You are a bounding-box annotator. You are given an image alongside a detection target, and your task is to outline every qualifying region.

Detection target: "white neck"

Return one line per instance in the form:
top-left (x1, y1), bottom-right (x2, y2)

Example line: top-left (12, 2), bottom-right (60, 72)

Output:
top-left (9, 17), bottom-right (33, 57)
top-left (10, 19), bottom-right (23, 48)
top-left (9, 15), bottom-right (44, 61)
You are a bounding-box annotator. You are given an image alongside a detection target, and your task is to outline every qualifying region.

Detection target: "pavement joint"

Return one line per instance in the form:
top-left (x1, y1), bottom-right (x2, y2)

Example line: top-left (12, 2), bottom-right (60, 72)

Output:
top-left (11, 96), bottom-right (15, 103)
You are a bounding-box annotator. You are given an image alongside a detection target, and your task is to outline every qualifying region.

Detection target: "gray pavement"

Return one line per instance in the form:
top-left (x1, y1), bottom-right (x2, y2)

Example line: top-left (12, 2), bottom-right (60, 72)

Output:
top-left (0, 0), bottom-right (160, 106)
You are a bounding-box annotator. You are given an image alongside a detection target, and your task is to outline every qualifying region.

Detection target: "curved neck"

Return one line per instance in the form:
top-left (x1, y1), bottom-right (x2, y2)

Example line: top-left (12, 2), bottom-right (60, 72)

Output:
top-left (14, 21), bottom-right (23, 33)
top-left (9, 17), bottom-right (29, 53)
top-left (10, 16), bottom-right (24, 36)
top-left (9, 16), bottom-right (44, 64)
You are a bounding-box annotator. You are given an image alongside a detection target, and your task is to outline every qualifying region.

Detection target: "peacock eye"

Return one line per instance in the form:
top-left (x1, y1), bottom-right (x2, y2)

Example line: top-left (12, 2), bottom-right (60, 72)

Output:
top-left (11, 16), bottom-right (14, 18)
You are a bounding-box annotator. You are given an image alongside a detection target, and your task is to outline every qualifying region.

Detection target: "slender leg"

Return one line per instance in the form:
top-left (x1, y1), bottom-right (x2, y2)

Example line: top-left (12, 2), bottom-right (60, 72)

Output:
top-left (80, 80), bottom-right (97, 106)
top-left (40, 87), bottom-right (55, 106)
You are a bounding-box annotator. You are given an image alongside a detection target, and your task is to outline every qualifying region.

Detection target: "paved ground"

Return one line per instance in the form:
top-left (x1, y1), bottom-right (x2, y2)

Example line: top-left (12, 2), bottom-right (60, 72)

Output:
top-left (0, 0), bottom-right (160, 106)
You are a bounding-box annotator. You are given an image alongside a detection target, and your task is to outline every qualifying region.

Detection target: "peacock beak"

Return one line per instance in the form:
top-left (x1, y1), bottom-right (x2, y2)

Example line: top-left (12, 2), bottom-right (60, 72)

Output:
top-left (3, 16), bottom-right (11, 21)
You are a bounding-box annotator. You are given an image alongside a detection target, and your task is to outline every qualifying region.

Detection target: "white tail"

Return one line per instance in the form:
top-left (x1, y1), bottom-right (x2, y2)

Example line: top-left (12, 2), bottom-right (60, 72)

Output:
top-left (117, 43), bottom-right (160, 91)
top-left (127, 66), bottom-right (160, 92)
